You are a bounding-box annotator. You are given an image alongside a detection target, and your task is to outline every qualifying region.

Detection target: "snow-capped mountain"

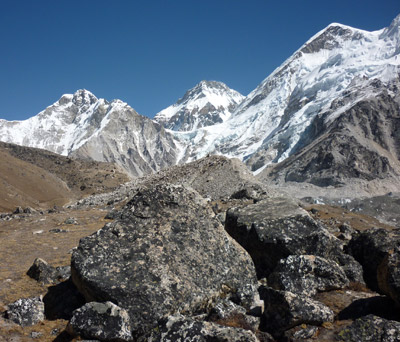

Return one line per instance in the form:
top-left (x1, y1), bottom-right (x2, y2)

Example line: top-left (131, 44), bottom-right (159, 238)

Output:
top-left (1, 14), bottom-right (399, 191)
top-left (172, 15), bottom-right (400, 173)
top-left (0, 90), bottom-right (181, 177)
top-left (154, 80), bottom-right (244, 131)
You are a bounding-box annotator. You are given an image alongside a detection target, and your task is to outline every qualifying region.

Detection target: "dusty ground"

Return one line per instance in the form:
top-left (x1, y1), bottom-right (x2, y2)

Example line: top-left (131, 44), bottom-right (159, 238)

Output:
top-left (0, 207), bottom-right (111, 342)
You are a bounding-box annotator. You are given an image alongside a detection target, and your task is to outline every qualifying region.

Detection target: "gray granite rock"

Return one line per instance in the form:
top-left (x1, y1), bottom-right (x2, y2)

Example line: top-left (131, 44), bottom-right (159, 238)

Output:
top-left (139, 314), bottom-right (260, 342)
top-left (268, 255), bottom-right (349, 296)
top-left (67, 301), bottom-right (133, 342)
top-left (259, 286), bottom-right (334, 337)
top-left (337, 314), bottom-right (400, 341)
top-left (5, 297), bottom-right (45, 327)
top-left (71, 183), bottom-right (257, 336)
top-left (225, 196), bottom-right (343, 278)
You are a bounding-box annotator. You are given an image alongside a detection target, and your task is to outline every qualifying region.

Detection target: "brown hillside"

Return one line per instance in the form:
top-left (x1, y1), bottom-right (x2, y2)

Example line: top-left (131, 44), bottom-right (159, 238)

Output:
top-left (0, 142), bottom-right (130, 212)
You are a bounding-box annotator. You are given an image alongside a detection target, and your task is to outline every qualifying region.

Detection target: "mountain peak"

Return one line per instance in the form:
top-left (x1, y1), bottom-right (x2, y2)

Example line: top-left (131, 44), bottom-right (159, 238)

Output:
top-left (380, 13), bottom-right (400, 41)
top-left (72, 89), bottom-right (98, 108)
top-left (300, 23), bottom-right (365, 54)
top-left (197, 80), bottom-right (228, 90)
top-left (154, 80), bottom-right (244, 131)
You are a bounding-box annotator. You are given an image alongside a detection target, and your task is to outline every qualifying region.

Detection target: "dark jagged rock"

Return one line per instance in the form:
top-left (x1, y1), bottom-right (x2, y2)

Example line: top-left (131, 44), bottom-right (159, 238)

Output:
top-left (347, 228), bottom-right (400, 291)
top-left (64, 217), bottom-right (78, 225)
top-left (336, 253), bottom-right (365, 285)
top-left (67, 301), bottom-right (133, 342)
top-left (27, 258), bottom-right (58, 284)
top-left (5, 297), bottom-right (45, 327)
top-left (259, 286), bottom-right (334, 337)
top-left (377, 247), bottom-right (400, 307)
top-left (225, 196), bottom-right (343, 278)
top-left (27, 258), bottom-right (71, 284)
top-left (268, 255), bottom-right (349, 297)
top-left (207, 299), bottom-right (260, 332)
top-left (337, 314), bottom-right (400, 341)
top-left (49, 228), bottom-right (69, 233)
top-left (55, 265), bottom-right (71, 281)
top-left (13, 206), bottom-right (23, 214)
top-left (71, 183), bottom-right (257, 336)
top-left (139, 314), bottom-right (260, 342)
top-left (230, 283), bottom-right (263, 315)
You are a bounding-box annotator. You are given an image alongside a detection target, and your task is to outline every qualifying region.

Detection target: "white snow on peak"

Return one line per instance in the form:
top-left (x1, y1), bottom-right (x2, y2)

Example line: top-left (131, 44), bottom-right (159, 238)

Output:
top-left (1, 15), bottom-right (399, 176)
top-left (154, 80), bottom-right (244, 131)
top-left (170, 15), bottom-right (400, 169)
top-left (0, 90), bottom-right (135, 156)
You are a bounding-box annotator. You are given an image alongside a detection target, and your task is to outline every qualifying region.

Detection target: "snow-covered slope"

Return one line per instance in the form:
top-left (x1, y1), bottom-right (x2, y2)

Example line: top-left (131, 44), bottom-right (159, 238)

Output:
top-left (0, 90), bottom-right (181, 177)
top-left (154, 80), bottom-right (244, 131)
top-left (173, 15), bottom-right (400, 171)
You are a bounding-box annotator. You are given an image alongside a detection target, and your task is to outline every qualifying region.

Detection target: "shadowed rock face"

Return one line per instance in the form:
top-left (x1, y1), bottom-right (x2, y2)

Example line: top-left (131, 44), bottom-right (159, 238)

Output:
top-left (71, 183), bottom-right (257, 335)
top-left (348, 228), bottom-right (400, 292)
top-left (259, 79), bottom-right (400, 189)
top-left (259, 286), bottom-right (334, 337)
top-left (225, 196), bottom-right (343, 278)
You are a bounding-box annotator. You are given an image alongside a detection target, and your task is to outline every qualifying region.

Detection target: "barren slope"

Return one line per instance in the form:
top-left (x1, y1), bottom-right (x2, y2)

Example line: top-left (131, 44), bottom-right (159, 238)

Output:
top-left (0, 142), bottom-right (129, 212)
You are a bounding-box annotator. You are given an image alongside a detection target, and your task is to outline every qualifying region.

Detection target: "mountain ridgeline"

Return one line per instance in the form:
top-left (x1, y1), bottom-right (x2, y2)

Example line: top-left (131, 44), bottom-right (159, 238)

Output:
top-left (0, 15), bottom-right (400, 195)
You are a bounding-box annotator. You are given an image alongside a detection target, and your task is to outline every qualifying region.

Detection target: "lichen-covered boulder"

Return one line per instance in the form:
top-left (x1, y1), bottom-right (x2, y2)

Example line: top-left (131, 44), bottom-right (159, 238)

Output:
top-left (5, 297), bottom-right (45, 327)
top-left (140, 314), bottom-right (260, 342)
top-left (67, 301), bottom-right (133, 342)
top-left (225, 196), bottom-right (343, 278)
top-left (71, 184), bottom-right (257, 336)
top-left (377, 247), bottom-right (400, 307)
top-left (348, 228), bottom-right (400, 291)
top-left (258, 286), bottom-right (334, 337)
top-left (337, 314), bottom-right (400, 341)
top-left (268, 255), bottom-right (349, 297)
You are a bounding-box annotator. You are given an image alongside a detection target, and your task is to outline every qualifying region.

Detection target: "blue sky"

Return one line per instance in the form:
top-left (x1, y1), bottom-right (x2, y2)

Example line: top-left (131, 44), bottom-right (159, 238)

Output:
top-left (1, 1), bottom-right (399, 120)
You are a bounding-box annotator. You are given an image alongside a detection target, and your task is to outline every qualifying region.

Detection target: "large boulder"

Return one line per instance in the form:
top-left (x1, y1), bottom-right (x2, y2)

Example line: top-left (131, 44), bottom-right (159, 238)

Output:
top-left (71, 184), bottom-right (257, 336)
top-left (139, 314), bottom-right (261, 342)
top-left (67, 301), bottom-right (133, 342)
top-left (348, 228), bottom-right (400, 291)
top-left (225, 196), bottom-right (343, 278)
top-left (258, 286), bottom-right (334, 337)
top-left (337, 314), bottom-right (400, 341)
top-left (377, 247), bottom-right (400, 307)
top-left (268, 255), bottom-right (349, 297)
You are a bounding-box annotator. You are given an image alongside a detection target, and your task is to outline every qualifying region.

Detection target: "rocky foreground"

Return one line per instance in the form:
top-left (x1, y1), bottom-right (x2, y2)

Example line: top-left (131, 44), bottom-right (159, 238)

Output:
top-left (2, 155), bottom-right (400, 341)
